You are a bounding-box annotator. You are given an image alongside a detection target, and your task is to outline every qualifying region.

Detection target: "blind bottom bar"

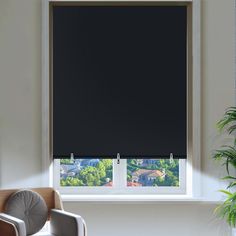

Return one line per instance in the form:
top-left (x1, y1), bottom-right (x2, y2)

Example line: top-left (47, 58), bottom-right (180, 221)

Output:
top-left (53, 155), bottom-right (187, 159)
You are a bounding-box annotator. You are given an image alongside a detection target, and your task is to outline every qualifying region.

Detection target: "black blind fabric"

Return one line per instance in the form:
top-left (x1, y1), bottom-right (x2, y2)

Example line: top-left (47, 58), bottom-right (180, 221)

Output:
top-left (53, 6), bottom-right (187, 159)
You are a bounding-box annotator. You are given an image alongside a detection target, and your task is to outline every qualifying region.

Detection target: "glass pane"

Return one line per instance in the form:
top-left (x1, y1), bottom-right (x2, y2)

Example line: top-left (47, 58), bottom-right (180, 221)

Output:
top-left (127, 159), bottom-right (179, 187)
top-left (60, 159), bottom-right (113, 187)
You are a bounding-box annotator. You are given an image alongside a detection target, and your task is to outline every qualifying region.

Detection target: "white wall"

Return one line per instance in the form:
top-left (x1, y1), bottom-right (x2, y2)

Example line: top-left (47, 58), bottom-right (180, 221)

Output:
top-left (0, 0), bottom-right (235, 235)
top-left (201, 0), bottom-right (235, 201)
top-left (64, 202), bottom-right (230, 236)
top-left (0, 0), bottom-right (42, 188)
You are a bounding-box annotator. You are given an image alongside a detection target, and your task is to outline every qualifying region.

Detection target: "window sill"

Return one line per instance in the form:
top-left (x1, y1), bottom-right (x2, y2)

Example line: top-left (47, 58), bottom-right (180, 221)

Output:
top-left (61, 194), bottom-right (220, 203)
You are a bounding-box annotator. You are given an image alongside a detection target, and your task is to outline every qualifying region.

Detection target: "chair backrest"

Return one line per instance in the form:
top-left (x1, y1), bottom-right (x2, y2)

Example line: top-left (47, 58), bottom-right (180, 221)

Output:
top-left (0, 187), bottom-right (63, 218)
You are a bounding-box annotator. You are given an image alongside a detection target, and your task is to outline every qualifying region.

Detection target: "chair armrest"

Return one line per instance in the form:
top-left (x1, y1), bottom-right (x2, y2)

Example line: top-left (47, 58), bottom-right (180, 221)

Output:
top-left (50, 209), bottom-right (86, 236)
top-left (0, 213), bottom-right (26, 236)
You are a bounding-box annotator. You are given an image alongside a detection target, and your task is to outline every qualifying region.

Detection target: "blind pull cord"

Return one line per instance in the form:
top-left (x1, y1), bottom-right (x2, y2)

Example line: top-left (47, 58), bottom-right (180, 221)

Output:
top-left (117, 153), bottom-right (120, 164)
top-left (170, 153), bottom-right (174, 164)
top-left (70, 153), bottom-right (74, 163)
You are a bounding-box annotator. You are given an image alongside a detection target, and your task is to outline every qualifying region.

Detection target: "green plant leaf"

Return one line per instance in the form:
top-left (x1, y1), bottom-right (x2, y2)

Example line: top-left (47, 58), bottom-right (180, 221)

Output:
top-left (221, 176), bottom-right (236, 180)
top-left (227, 182), bottom-right (236, 189)
top-left (219, 190), bottom-right (233, 196)
top-left (212, 107), bottom-right (236, 227)
top-left (217, 107), bottom-right (236, 133)
top-left (213, 146), bottom-right (236, 175)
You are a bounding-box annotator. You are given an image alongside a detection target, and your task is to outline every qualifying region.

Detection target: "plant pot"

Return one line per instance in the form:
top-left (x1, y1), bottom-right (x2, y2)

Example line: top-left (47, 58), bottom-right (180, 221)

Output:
top-left (232, 228), bottom-right (236, 236)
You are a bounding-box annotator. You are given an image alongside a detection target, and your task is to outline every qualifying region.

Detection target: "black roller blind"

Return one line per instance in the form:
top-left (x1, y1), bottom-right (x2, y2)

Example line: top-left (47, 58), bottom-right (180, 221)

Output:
top-left (53, 5), bottom-right (187, 159)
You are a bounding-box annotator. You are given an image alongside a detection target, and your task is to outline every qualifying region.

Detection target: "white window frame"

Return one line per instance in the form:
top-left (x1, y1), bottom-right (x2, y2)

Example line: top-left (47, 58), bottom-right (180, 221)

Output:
top-left (54, 159), bottom-right (186, 195)
top-left (42, 0), bottom-right (201, 200)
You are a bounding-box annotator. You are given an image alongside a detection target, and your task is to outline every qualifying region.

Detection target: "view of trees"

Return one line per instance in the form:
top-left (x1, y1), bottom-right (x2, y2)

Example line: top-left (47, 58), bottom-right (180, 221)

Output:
top-left (60, 158), bottom-right (179, 187)
top-left (127, 159), bottom-right (179, 187)
top-left (60, 159), bottom-right (113, 187)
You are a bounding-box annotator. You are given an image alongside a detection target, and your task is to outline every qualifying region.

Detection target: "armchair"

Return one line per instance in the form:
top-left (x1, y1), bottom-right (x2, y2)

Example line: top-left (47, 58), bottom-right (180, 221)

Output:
top-left (0, 188), bottom-right (87, 236)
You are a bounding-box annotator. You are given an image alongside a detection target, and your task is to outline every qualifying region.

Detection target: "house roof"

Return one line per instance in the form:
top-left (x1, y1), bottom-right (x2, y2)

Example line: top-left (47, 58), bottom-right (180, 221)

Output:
top-left (132, 169), bottom-right (164, 178)
top-left (103, 182), bottom-right (113, 186)
top-left (103, 181), bottom-right (142, 187)
top-left (127, 182), bottom-right (142, 187)
top-left (148, 170), bottom-right (164, 177)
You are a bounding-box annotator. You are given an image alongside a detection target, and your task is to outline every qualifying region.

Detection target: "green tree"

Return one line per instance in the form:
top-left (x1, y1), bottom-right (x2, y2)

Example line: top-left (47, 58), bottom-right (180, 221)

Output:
top-left (101, 159), bottom-right (113, 169)
top-left (79, 166), bottom-right (102, 186)
top-left (60, 159), bottom-right (73, 165)
top-left (154, 176), bottom-right (165, 186)
top-left (60, 177), bottom-right (84, 186)
top-left (97, 162), bottom-right (106, 178)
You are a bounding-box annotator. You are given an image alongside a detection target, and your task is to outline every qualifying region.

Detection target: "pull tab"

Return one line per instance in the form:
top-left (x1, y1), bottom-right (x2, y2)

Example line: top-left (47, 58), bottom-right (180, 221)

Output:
top-left (117, 153), bottom-right (120, 164)
top-left (70, 153), bottom-right (74, 162)
top-left (170, 153), bottom-right (174, 163)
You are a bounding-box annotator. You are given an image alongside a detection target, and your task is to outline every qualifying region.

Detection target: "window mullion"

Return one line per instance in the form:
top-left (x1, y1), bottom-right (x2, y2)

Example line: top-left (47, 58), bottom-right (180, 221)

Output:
top-left (113, 159), bottom-right (127, 190)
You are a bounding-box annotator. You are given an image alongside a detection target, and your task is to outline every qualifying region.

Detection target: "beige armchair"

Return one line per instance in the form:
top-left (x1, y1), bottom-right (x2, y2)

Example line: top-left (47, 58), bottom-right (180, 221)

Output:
top-left (0, 188), bottom-right (87, 236)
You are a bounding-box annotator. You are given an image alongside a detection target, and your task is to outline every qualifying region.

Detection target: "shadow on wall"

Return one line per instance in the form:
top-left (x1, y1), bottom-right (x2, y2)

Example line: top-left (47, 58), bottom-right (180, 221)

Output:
top-left (0, 143), bottom-right (44, 189)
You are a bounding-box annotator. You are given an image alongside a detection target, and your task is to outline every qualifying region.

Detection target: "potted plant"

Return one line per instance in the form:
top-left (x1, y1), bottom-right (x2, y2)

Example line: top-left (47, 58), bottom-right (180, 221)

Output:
top-left (213, 107), bottom-right (236, 235)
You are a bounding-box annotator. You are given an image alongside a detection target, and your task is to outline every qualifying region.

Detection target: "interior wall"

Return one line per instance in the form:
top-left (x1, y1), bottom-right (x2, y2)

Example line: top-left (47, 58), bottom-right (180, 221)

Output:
top-left (0, 0), bottom-right (235, 236)
top-left (64, 202), bottom-right (230, 236)
top-left (0, 0), bottom-right (42, 188)
top-left (201, 0), bottom-right (235, 200)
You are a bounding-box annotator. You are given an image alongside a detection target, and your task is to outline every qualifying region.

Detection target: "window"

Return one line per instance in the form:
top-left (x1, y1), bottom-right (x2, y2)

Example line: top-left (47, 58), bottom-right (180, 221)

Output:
top-left (59, 158), bottom-right (181, 188)
top-left (42, 0), bottom-right (201, 198)
top-left (60, 159), bottom-right (113, 187)
top-left (54, 158), bottom-right (186, 194)
top-left (127, 159), bottom-right (180, 187)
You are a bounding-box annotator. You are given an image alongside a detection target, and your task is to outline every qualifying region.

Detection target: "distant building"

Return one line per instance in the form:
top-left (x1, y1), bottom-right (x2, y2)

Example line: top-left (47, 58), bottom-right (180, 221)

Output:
top-left (104, 182), bottom-right (142, 187)
top-left (143, 159), bottom-right (158, 166)
top-left (131, 169), bottom-right (165, 186)
top-left (60, 158), bottom-right (102, 179)
top-left (80, 159), bottom-right (100, 167)
top-left (103, 182), bottom-right (112, 187)
top-left (74, 159), bottom-right (83, 166)
top-left (60, 164), bottom-right (79, 179)
top-left (136, 159), bottom-right (144, 165)
top-left (127, 182), bottom-right (142, 187)
top-left (136, 159), bottom-right (159, 167)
